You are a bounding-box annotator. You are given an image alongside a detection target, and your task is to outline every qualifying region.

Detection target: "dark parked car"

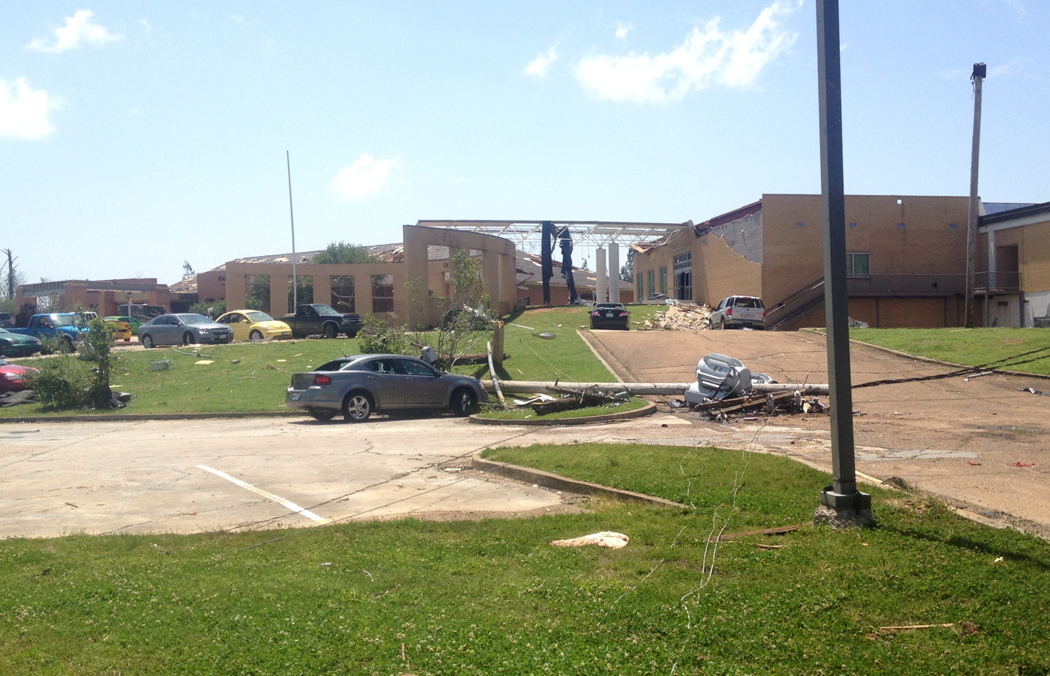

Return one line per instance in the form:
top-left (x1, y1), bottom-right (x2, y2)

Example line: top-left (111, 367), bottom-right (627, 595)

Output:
top-left (286, 354), bottom-right (489, 422)
top-left (589, 303), bottom-right (630, 330)
top-left (0, 312), bottom-right (13, 328)
top-left (0, 328), bottom-right (43, 357)
top-left (283, 304), bottom-right (364, 339)
top-left (138, 313), bottom-right (234, 348)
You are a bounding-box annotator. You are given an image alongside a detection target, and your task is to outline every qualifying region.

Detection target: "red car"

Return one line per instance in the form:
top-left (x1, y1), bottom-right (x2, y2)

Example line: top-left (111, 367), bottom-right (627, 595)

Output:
top-left (0, 358), bottom-right (37, 393)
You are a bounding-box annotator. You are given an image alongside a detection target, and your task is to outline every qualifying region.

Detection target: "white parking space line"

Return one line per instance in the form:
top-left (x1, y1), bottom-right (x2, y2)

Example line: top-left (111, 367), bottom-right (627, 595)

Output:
top-left (196, 465), bottom-right (328, 524)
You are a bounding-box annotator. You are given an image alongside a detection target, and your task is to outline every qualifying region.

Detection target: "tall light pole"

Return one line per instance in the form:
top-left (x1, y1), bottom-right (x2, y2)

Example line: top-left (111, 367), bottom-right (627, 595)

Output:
top-left (287, 151), bottom-right (298, 313)
top-left (814, 0), bottom-right (873, 528)
top-left (964, 63), bottom-right (986, 328)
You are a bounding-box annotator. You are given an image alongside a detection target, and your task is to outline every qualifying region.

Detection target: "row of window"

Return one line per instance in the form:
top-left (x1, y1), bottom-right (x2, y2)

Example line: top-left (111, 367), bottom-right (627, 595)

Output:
top-left (242, 274), bottom-right (396, 315)
top-left (634, 252), bottom-right (872, 301)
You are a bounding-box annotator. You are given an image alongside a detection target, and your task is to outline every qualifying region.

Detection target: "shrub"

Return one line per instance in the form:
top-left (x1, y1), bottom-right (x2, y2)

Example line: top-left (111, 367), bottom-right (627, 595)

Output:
top-left (189, 299), bottom-right (226, 318)
top-left (359, 314), bottom-right (407, 355)
top-left (27, 357), bottom-right (93, 410)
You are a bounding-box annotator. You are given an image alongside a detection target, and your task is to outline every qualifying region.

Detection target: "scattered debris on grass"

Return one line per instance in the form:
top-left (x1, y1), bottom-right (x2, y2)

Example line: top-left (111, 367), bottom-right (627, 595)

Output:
top-left (636, 303), bottom-right (712, 331)
top-left (551, 532), bottom-right (629, 549)
top-left (1018, 387), bottom-right (1050, 396)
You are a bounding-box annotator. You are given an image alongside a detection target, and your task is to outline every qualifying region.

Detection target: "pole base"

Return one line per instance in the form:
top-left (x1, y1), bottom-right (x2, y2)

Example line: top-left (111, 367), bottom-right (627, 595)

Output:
top-left (815, 487), bottom-right (875, 529)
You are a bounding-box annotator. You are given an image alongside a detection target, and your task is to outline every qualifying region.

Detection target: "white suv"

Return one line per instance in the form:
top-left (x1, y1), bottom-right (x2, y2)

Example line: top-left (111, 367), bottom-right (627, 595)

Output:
top-left (710, 295), bottom-right (766, 330)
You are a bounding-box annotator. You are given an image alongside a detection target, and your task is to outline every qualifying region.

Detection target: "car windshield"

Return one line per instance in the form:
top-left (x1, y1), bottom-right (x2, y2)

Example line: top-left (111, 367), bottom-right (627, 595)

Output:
top-left (313, 304), bottom-right (339, 316)
top-left (245, 311), bottom-right (274, 322)
top-left (52, 315), bottom-right (77, 328)
top-left (0, 328), bottom-right (9, 335)
top-left (0, 358), bottom-right (8, 366)
top-left (180, 314), bottom-right (213, 325)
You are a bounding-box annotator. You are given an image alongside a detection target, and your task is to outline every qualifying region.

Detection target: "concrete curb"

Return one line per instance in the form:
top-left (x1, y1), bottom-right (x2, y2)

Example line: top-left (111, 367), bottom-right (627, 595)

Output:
top-left (0, 410), bottom-right (302, 424)
top-left (468, 401), bottom-right (657, 426)
top-left (849, 338), bottom-right (1050, 381)
top-left (472, 452), bottom-right (686, 508)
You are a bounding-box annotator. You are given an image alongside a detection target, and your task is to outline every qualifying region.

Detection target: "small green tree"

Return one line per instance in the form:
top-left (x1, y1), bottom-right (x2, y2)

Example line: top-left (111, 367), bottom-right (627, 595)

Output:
top-left (406, 250), bottom-right (492, 369)
top-left (313, 242), bottom-right (380, 265)
top-left (83, 317), bottom-right (116, 408)
top-left (28, 316), bottom-right (118, 410)
top-left (359, 314), bottom-right (408, 355)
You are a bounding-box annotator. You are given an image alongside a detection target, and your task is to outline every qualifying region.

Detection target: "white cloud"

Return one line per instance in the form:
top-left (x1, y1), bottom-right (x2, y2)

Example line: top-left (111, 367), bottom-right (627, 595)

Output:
top-left (524, 44), bottom-right (559, 77)
top-left (28, 10), bottom-right (123, 53)
top-left (576, 1), bottom-right (800, 104)
top-left (990, 58), bottom-right (1028, 77)
top-left (139, 19), bottom-right (152, 32)
top-left (615, 22), bottom-right (633, 40)
top-left (0, 77), bottom-right (61, 140)
top-left (332, 154), bottom-right (395, 199)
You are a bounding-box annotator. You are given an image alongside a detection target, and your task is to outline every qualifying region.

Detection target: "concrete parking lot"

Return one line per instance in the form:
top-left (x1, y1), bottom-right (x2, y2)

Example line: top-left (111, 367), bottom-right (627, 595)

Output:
top-left (0, 413), bottom-right (699, 539)
top-left (584, 328), bottom-right (1050, 537)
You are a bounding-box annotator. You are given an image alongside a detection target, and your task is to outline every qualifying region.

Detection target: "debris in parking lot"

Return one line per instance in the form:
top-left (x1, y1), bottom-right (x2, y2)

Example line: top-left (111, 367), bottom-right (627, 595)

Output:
top-left (638, 303), bottom-right (712, 331)
top-left (0, 390), bottom-right (36, 407)
top-left (551, 531), bottom-right (629, 549)
top-left (964, 371), bottom-right (994, 381)
top-left (1018, 387), bottom-right (1050, 396)
top-left (1012, 462), bottom-right (1035, 467)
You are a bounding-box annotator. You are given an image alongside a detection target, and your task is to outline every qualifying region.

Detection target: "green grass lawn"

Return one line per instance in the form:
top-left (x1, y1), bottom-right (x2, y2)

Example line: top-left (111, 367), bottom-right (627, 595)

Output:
top-left (3, 443), bottom-right (1049, 674)
top-left (1, 307), bottom-right (622, 418)
top-left (850, 327), bottom-right (1050, 376)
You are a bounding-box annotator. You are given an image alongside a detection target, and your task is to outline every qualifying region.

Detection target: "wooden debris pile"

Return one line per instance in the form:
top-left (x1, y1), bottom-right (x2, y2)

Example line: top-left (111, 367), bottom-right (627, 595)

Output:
top-left (636, 303), bottom-right (713, 331)
top-left (519, 384), bottom-right (632, 415)
top-left (691, 390), bottom-right (828, 420)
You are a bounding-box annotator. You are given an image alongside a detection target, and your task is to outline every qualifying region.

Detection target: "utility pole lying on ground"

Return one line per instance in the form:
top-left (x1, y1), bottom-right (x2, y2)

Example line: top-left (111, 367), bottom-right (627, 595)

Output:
top-left (965, 62), bottom-right (986, 328)
top-left (814, 0), bottom-right (873, 528)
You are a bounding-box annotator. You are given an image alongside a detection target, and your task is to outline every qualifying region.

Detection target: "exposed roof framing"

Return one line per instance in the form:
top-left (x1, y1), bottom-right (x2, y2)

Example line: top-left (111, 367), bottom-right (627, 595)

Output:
top-left (415, 219), bottom-right (692, 249)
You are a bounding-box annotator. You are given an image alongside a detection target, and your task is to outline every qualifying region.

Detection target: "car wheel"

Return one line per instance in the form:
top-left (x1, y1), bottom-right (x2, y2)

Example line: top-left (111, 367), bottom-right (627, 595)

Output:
top-left (323, 323), bottom-right (338, 339)
top-left (309, 410), bottom-right (336, 422)
top-left (342, 391), bottom-right (373, 422)
top-left (142, 334), bottom-right (154, 349)
top-left (124, 338), bottom-right (131, 342)
top-left (182, 332), bottom-right (195, 345)
top-left (249, 329), bottom-right (264, 342)
top-left (451, 388), bottom-right (477, 417)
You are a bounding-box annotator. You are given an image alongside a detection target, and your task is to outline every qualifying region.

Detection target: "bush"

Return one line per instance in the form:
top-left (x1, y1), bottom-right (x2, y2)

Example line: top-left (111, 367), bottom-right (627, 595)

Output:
top-left (26, 357), bottom-right (93, 410)
top-left (359, 314), bottom-right (407, 355)
top-left (26, 317), bottom-right (118, 410)
top-left (188, 299), bottom-right (226, 318)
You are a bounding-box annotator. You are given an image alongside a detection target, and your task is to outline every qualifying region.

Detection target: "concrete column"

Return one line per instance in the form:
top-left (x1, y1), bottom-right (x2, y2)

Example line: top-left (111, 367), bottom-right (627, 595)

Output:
top-left (225, 268), bottom-right (246, 311)
top-left (987, 229), bottom-right (997, 290)
top-left (609, 243), bottom-right (620, 303)
top-left (314, 274), bottom-right (332, 309)
top-left (596, 248), bottom-right (607, 304)
top-left (270, 274), bottom-right (289, 315)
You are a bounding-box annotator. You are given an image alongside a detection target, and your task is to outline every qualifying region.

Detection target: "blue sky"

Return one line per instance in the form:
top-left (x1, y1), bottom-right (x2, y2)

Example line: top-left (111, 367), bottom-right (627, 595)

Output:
top-left (1, 1), bottom-right (1047, 285)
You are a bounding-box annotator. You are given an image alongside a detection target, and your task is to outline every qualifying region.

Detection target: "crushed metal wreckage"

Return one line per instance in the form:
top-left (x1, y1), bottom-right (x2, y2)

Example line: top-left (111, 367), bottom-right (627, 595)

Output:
top-left (682, 353), bottom-right (828, 419)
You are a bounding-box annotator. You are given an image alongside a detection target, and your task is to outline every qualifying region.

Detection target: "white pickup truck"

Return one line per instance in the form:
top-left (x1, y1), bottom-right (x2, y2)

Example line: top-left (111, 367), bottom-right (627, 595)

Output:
top-left (710, 295), bottom-right (766, 330)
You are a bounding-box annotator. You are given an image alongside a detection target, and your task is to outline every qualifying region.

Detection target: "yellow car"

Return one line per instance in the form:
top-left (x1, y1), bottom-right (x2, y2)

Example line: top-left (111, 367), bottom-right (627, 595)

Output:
top-left (106, 319), bottom-right (132, 342)
top-left (215, 310), bottom-right (293, 342)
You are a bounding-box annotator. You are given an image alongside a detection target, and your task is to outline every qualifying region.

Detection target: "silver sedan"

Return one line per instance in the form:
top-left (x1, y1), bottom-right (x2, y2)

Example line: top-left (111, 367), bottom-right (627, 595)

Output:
top-left (138, 313), bottom-right (235, 348)
top-left (286, 354), bottom-right (489, 422)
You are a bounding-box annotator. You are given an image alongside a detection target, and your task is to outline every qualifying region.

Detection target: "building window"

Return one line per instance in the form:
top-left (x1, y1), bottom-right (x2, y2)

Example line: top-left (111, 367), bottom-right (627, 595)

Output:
top-left (372, 274), bottom-right (394, 313)
top-left (288, 275), bottom-right (313, 314)
top-left (245, 275), bottom-right (270, 313)
top-left (330, 275), bottom-right (355, 313)
top-left (637, 271), bottom-right (643, 301)
top-left (673, 253), bottom-right (692, 301)
top-left (659, 267), bottom-right (668, 295)
top-left (647, 270), bottom-right (655, 299)
top-left (847, 253), bottom-right (870, 278)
